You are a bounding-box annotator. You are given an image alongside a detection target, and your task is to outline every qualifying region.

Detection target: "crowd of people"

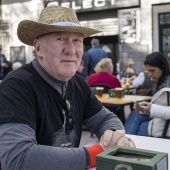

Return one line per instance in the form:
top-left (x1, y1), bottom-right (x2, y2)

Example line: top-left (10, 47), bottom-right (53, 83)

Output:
top-left (0, 4), bottom-right (170, 170)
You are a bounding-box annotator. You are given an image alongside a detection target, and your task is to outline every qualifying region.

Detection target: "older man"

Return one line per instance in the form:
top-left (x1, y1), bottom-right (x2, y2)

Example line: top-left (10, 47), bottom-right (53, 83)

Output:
top-left (88, 58), bottom-right (121, 89)
top-left (0, 5), bottom-right (135, 170)
top-left (117, 58), bottom-right (137, 80)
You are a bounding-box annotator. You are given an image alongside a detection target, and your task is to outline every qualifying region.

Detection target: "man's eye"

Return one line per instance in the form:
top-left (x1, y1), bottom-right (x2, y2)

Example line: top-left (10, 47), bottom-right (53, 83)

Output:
top-left (57, 37), bottom-right (65, 41)
top-left (74, 39), bottom-right (82, 43)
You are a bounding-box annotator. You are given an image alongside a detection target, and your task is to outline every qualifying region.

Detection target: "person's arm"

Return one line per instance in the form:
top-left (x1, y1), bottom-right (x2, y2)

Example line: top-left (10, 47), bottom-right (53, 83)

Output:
top-left (83, 107), bottom-right (135, 148)
top-left (0, 123), bottom-right (87, 170)
top-left (131, 72), bottom-right (145, 88)
top-left (84, 107), bottom-right (136, 169)
top-left (83, 107), bottom-right (124, 139)
top-left (0, 55), bottom-right (8, 67)
top-left (150, 104), bottom-right (170, 119)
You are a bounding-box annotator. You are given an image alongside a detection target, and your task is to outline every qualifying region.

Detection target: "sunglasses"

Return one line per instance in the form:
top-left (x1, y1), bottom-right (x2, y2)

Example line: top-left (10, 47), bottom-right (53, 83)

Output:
top-left (65, 100), bottom-right (73, 134)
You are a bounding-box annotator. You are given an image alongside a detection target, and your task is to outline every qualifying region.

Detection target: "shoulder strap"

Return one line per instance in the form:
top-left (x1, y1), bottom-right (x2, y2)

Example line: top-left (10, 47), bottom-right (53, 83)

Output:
top-left (162, 91), bottom-right (170, 138)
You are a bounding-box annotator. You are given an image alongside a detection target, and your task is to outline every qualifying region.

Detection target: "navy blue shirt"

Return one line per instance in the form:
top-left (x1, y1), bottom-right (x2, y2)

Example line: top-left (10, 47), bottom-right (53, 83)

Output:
top-left (87, 47), bottom-right (108, 69)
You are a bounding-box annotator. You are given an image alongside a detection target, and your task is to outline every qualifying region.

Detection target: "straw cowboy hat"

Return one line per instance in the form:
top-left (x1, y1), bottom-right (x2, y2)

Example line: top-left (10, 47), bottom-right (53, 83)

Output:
top-left (17, 5), bottom-right (100, 46)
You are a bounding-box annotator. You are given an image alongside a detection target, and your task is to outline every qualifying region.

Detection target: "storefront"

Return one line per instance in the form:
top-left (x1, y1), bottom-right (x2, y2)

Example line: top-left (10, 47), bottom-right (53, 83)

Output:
top-left (1, 0), bottom-right (170, 72)
top-left (44, 0), bottom-right (140, 66)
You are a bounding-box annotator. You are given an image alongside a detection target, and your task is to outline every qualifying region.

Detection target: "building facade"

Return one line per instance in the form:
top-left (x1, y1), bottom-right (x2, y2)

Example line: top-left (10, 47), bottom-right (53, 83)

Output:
top-left (1, 0), bottom-right (170, 73)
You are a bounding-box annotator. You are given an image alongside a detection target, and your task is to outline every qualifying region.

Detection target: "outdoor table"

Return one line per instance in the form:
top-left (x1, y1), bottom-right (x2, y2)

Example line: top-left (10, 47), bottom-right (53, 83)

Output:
top-left (97, 94), bottom-right (152, 124)
top-left (87, 134), bottom-right (170, 170)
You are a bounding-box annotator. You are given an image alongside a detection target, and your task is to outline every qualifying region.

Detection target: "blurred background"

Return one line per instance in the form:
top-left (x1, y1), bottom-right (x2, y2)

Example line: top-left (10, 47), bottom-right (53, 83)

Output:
top-left (1, 0), bottom-right (170, 73)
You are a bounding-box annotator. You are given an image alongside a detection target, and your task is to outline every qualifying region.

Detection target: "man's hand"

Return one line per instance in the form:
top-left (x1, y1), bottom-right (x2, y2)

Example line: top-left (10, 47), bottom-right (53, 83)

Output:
top-left (129, 76), bottom-right (136, 82)
top-left (1, 63), bottom-right (8, 68)
top-left (116, 136), bottom-right (136, 148)
top-left (99, 130), bottom-right (135, 150)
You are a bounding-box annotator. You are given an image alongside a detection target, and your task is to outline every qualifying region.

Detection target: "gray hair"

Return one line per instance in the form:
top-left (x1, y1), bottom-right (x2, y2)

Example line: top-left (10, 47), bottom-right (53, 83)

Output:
top-left (100, 58), bottom-right (112, 69)
top-left (12, 62), bottom-right (22, 70)
top-left (91, 38), bottom-right (100, 47)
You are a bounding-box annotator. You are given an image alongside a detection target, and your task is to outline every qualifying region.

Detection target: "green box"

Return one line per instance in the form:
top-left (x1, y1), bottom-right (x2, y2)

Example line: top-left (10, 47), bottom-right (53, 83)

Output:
top-left (96, 146), bottom-right (168, 170)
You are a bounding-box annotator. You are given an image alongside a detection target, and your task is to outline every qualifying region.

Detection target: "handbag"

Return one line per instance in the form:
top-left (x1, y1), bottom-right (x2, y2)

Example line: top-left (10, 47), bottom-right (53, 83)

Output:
top-left (162, 91), bottom-right (170, 138)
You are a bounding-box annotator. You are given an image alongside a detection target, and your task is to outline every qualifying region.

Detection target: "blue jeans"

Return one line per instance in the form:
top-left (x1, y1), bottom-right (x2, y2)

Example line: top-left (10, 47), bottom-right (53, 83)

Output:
top-left (124, 111), bottom-right (152, 136)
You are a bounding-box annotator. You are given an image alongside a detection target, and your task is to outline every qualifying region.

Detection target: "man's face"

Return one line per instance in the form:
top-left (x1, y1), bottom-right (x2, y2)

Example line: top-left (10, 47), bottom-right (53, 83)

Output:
top-left (127, 61), bottom-right (134, 69)
top-left (34, 32), bottom-right (84, 81)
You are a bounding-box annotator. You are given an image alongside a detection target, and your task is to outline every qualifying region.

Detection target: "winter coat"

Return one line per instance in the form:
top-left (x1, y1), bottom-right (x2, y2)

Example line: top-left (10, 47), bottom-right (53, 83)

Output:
top-left (148, 87), bottom-right (170, 137)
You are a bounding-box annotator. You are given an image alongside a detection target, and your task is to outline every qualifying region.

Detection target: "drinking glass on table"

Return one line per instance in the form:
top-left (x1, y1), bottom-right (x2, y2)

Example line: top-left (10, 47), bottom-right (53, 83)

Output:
top-left (96, 87), bottom-right (104, 99)
top-left (115, 88), bottom-right (124, 98)
top-left (121, 77), bottom-right (127, 88)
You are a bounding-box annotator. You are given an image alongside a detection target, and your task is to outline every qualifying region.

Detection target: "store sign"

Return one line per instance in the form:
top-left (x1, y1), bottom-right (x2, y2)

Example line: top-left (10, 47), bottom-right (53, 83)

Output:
top-left (2, 0), bottom-right (31, 5)
top-left (44, 0), bottom-right (139, 12)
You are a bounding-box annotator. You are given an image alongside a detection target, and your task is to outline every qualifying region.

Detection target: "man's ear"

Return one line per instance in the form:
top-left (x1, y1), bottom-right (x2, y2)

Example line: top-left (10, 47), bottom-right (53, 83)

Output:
top-left (34, 39), bottom-right (42, 57)
top-left (108, 66), bottom-right (112, 74)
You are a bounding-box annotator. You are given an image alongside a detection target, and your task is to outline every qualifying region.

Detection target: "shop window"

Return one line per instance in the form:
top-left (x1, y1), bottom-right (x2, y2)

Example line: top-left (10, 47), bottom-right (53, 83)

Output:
top-left (10, 46), bottom-right (26, 65)
top-left (159, 13), bottom-right (170, 58)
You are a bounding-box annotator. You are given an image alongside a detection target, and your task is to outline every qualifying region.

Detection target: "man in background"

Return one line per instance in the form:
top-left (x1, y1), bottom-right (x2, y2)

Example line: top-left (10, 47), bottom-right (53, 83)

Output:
top-left (81, 51), bottom-right (93, 81)
top-left (0, 45), bottom-right (9, 80)
top-left (88, 58), bottom-right (121, 89)
top-left (88, 38), bottom-right (108, 70)
top-left (117, 58), bottom-right (137, 80)
top-left (12, 61), bottom-right (23, 71)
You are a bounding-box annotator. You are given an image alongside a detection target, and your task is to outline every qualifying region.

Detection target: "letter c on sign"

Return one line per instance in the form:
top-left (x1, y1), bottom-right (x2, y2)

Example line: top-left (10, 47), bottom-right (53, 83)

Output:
top-left (94, 0), bottom-right (105, 7)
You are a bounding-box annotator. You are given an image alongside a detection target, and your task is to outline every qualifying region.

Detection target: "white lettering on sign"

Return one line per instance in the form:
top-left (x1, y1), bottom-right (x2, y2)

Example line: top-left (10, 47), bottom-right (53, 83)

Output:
top-left (111, 0), bottom-right (115, 5)
top-left (83, 0), bottom-right (93, 9)
top-left (47, 1), bottom-right (59, 6)
top-left (72, 1), bottom-right (81, 10)
top-left (46, 0), bottom-right (139, 11)
top-left (61, 2), bottom-right (70, 8)
top-left (94, 0), bottom-right (105, 7)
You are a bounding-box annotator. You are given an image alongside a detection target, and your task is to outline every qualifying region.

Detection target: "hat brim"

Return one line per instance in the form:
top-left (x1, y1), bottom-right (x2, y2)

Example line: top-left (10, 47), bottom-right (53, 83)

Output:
top-left (17, 20), bottom-right (101, 46)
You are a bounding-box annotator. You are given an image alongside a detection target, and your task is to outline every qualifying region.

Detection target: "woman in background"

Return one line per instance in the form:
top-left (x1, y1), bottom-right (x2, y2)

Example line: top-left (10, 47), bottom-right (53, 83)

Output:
top-left (125, 52), bottom-right (170, 138)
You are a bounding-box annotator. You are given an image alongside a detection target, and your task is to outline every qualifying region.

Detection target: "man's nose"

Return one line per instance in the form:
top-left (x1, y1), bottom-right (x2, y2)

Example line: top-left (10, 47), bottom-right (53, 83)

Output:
top-left (148, 72), bottom-right (152, 77)
top-left (64, 40), bottom-right (76, 54)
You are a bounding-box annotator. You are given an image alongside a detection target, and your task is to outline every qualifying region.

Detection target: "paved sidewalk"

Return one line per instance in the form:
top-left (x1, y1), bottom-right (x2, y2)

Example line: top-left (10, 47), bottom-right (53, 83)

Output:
top-left (80, 131), bottom-right (97, 147)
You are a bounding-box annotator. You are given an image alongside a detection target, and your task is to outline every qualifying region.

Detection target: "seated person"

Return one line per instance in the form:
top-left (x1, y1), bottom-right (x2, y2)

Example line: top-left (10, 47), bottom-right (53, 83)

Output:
top-left (129, 70), bottom-right (152, 96)
top-left (124, 67), bottom-right (136, 78)
top-left (125, 52), bottom-right (170, 138)
top-left (88, 58), bottom-right (121, 89)
top-left (117, 58), bottom-right (137, 80)
top-left (12, 61), bottom-right (23, 71)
